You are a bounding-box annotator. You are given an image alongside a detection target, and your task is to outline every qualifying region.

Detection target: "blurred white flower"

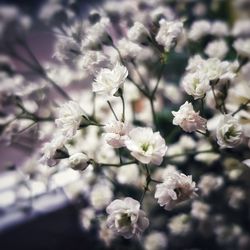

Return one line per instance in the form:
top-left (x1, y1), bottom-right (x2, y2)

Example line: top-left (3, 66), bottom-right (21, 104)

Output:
top-left (55, 101), bottom-right (84, 138)
top-left (172, 101), bottom-right (207, 133)
top-left (198, 174), bottom-right (223, 196)
top-left (155, 172), bottom-right (197, 210)
top-left (93, 62), bottom-right (128, 97)
top-left (82, 17), bottom-right (111, 49)
top-left (210, 21), bottom-right (229, 37)
top-left (116, 164), bottom-right (139, 185)
top-left (216, 115), bottom-right (242, 148)
top-left (144, 231), bottom-right (168, 250)
top-left (40, 133), bottom-right (68, 164)
top-left (127, 21), bottom-right (149, 43)
top-left (103, 121), bottom-right (131, 148)
top-left (90, 183), bottom-right (113, 210)
top-left (194, 140), bottom-right (220, 164)
top-left (233, 38), bottom-right (250, 58)
top-left (205, 39), bottom-right (228, 59)
top-left (168, 214), bottom-right (191, 235)
top-left (68, 152), bottom-right (89, 171)
top-left (125, 127), bottom-right (167, 165)
top-left (116, 38), bottom-right (142, 60)
top-left (155, 19), bottom-right (183, 51)
top-left (188, 20), bottom-right (211, 41)
top-left (106, 197), bottom-right (149, 238)
top-left (232, 19), bottom-right (250, 37)
top-left (191, 201), bottom-right (210, 220)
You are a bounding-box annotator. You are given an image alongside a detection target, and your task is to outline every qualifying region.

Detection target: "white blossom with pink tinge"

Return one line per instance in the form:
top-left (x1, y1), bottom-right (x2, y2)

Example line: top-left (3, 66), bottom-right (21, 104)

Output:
top-left (172, 101), bottom-right (207, 133)
top-left (155, 172), bottom-right (197, 210)
top-left (106, 197), bottom-right (149, 239)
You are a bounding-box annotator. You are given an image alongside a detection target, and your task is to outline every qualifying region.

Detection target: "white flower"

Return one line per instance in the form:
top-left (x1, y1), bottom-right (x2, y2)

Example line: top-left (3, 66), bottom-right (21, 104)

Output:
top-left (205, 39), bottom-right (228, 59)
top-left (168, 214), bottom-right (191, 235)
top-left (82, 17), bottom-right (111, 49)
top-left (55, 101), bottom-right (84, 138)
top-left (172, 102), bottom-right (207, 133)
top-left (232, 19), bottom-right (250, 37)
top-left (210, 21), bottom-right (229, 37)
top-left (103, 121), bottom-right (131, 148)
top-left (40, 133), bottom-right (68, 164)
top-left (90, 183), bottom-right (113, 210)
top-left (68, 152), bottom-right (89, 171)
top-left (93, 62), bottom-right (128, 97)
top-left (155, 19), bottom-right (183, 51)
top-left (127, 22), bottom-right (149, 43)
top-left (182, 72), bottom-right (210, 99)
top-left (233, 39), bottom-right (250, 58)
top-left (77, 50), bottom-right (107, 72)
top-left (155, 172), bottom-right (197, 210)
top-left (216, 115), bottom-right (242, 148)
top-left (125, 127), bottom-right (167, 165)
top-left (106, 197), bottom-right (149, 239)
top-left (198, 174), bottom-right (223, 196)
top-left (116, 38), bottom-right (142, 60)
top-left (116, 164), bottom-right (139, 185)
top-left (191, 201), bottom-right (210, 220)
top-left (188, 20), bottom-right (211, 41)
top-left (144, 231), bottom-right (168, 250)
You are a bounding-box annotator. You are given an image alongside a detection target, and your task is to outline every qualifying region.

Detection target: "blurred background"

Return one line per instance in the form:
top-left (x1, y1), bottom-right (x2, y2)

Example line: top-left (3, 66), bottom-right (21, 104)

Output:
top-left (0, 0), bottom-right (250, 250)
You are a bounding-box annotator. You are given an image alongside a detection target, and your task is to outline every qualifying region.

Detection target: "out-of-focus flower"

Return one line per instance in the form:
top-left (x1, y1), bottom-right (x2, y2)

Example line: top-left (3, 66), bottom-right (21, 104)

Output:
top-left (216, 115), bottom-right (242, 148)
top-left (210, 21), bottom-right (229, 37)
top-left (232, 19), bottom-right (250, 37)
top-left (205, 39), bottom-right (228, 59)
top-left (127, 21), bottom-right (149, 43)
top-left (90, 183), bottom-right (113, 210)
top-left (80, 207), bottom-right (95, 230)
top-left (77, 50), bottom-right (107, 73)
top-left (55, 101), bottom-right (84, 138)
top-left (182, 72), bottom-right (210, 99)
top-left (191, 201), bottom-right (210, 220)
top-left (82, 17), bottom-right (111, 49)
top-left (98, 220), bottom-right (115, 247)
top-left (172, 101), bottom-right (207, 133)
top-left (227, 187), bottom-right (245, 209)
top-left (116, 38), bottom-right (142, 60)
top-left (155, 19), bottom-right (183, 51)
top-left (233, 38), bottom-right (250, 58)
top-left (116, 164), bottom-right (139, 185)
top-left (68, 153), bottom-right (89, 171)
top-left (93, 63), bottom-right (128, 97)
top-left (155, 172), bottom-right (197, 210)
top-left (125, 127), bottom-right (167, 165)
top-left (40, 133), bottom-right (68, 165)
top-left (188, 20), bottom-right (211, 41)
top-left (103, 121), bottom-right (131, 148)
top-left (106, 197), bottom-right (149, 238)
top-left (194, 140), bottom-right (220, 164)
top-left (198, 174), bottom-right (223, 196)
top-left (144, 231), bottom-right (168, 250)
top-left (53, 38), bottom-right (81, 62)
top-left (168, 214), bottom-right (191, 235)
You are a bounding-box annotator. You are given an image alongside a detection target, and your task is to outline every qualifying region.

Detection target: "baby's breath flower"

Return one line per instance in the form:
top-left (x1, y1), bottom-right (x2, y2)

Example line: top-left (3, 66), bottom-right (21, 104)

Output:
top-left (55, 101), bottom-right (85, 138)
top-left (93, 62), bottom-right (128, 98)
top-left (125, 127), bottom-right (167, 165)
top-left (155, 172), bottom-right (197, 210)
top-left (216, 115), bottom-right (242, 148)
top-left (106, 197), bottom-right (149, 239)
top-left (172, 101), bottom-right (207, 133)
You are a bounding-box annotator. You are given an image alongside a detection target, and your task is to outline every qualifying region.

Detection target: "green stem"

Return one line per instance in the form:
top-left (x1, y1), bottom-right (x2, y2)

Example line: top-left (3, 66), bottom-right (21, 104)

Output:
top-left (107, 101), bottom-right (119, 121)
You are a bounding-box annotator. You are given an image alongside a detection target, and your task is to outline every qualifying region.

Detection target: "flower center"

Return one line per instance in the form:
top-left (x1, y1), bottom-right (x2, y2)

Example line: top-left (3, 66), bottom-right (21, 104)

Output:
top-left (141, 142), bottom-right (150, 152)
top-left (117, 213), bottom-right (131, 227)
